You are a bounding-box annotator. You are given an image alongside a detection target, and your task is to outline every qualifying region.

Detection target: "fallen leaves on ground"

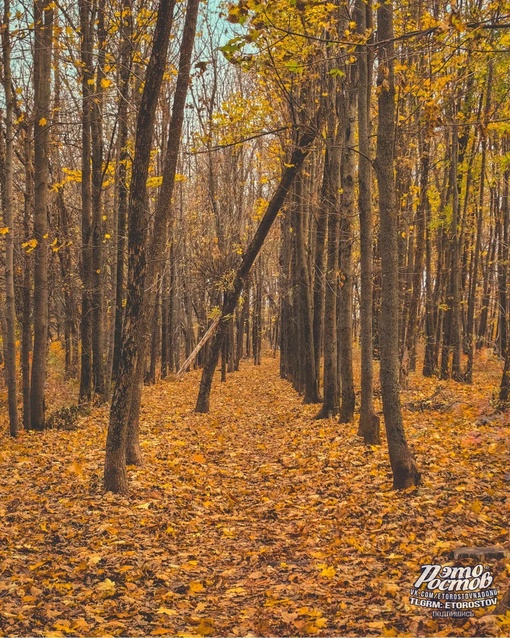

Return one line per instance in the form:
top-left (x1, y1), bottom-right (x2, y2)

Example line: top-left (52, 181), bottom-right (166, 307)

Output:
top-left (0, 351), bottom-right (508, 636)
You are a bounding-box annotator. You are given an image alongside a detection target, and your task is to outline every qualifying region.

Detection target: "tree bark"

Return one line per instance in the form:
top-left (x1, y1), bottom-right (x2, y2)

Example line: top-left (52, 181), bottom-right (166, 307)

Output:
top-left (338, 73), bottom-right (356, 424)
top-left (315, 139), bottom-right (340, 419)
top-left (104, 0), bottom-right (177, 493)
top-left (356, 0), bottom-right (380, 443)
top-left (1, 1), bottom-right (19, 436)
top-left (30, 0), bottom-right (53, 430)
top-left (79, 0), bottom-right (94, 402)
top-left (112, 0), bottom-right (132, 382)
top-left (123, 0), bottom-right (200, 469)
top-left (91, 6), bottom-right (106, 398)
top-left (374, 1), bottom-right (420, 489)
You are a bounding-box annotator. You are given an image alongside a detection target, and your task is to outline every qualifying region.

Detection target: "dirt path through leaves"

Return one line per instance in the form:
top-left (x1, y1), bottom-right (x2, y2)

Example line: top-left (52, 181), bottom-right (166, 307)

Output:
top-left (0, 355), bottom-right (508, 636)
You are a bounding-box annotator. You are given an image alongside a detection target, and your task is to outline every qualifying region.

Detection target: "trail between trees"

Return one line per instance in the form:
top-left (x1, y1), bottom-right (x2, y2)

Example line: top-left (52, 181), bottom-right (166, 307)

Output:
top-left (0, 355), bottom-right (508, 636)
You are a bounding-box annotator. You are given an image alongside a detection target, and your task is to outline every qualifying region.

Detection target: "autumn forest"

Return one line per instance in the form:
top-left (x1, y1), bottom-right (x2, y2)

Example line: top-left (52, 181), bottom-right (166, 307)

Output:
top-left (0, 0), bottom-right (509, 635)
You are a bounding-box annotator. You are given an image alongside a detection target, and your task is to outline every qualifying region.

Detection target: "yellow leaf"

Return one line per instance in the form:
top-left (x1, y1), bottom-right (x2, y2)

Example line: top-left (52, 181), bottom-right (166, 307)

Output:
top-left (192, 453), bottom-right (206, 463)
top-left (104, 233), bottom-right (111, 239)
top-left (471, 499), bottom-right (482, 514)
top-left (101, 77), bottom-right (112, 89)
top-left (147, 176), bottom-right (163, 188)
top-left (225, 586), bottom-right (247, 596)
top-left (174, 173), bottom-right (187, 182)
top-left (188, 581), bottom-right (204, 593)
top-left (0, 226), bottom-right (9, 234)
top-left (96, 578), bottom-right (116, 597)
top-left (195, 619), bottom-right (214, 636)
top-left (39, 117), bottom-right (47, 126)
top-left (319, 565), bottom-right (336, 578)
top-left (157, 607), bottom-right (178, 616)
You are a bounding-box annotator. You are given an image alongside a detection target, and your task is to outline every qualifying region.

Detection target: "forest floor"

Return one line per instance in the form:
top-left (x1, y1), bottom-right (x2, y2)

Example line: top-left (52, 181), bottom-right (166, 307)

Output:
top-left (0, 349), bottom-right (509, 637)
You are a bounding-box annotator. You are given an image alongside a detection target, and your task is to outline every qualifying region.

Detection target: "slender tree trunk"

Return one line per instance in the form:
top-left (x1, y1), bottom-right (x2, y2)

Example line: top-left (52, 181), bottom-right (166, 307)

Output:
top-left (104, 0), bottom-right (177, 493)
top-left (91, 6), bottom-right (106, 398)
top-left (124, 0), bottom-right (200, 468)
top-left (21, 129), bottom-right (33, 429)
top-left (402, 135), bottom-right (429, 379)
top-left (1, 2), bottom-right (19, 436)
top-left (295, 171), bottom-right (320, 403)
top-left (315, 140), bottom-right (340, 419)
top-left (356, 0), bottom-right (380, 443)
top-left (499, 165), bottom-right (509, 357)
top-left (338, 76), bottom-right (356, 424)
top-left (312, 160), bottom-right (327, 380)
top-left (112, 0), bottom-right (132, 381)
top-left (374, 1), bottom-right (420, 488)
top-left (79, 0), bottom-right (93, 401)
top-left (466, 65), bottom-right (492, 380)
top-left (30, 0), bottom-right (53, 430)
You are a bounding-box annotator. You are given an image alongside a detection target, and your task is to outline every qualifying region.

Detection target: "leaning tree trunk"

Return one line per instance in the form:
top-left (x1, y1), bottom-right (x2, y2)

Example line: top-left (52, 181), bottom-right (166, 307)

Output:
top-left (195, 123), bottom-right (319, 413)
top-left (374, 1), bottom-right (420, 489)
top-left (30, 0), bottom-right (53, 431)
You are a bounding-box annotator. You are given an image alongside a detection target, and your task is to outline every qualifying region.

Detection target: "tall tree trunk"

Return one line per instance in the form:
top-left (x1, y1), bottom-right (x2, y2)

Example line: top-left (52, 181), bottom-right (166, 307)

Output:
top-left (91, 5), bottom-right (106, 398)
top-left (295, 171), bottom-right (320, 403)
top-left (466, 65), bottom-right (492, 380)
top-left (499, 164), bottom-right (509, 357)
top-left (112, 0), bottom-right (132, 381)
top-left (315, 139), bottom-right (340, 419)
top-left (402, 134), bottom-right (429, 379)
top-left (356, 0), bottom-right (380, 443)
top-left (338, 74), bottom-right (356, 424)
top-left (374, 1), bottom-right (420, 488)
top-left (1, 1), bottom-right (19, 436)
top-left (79, 0), bottom-right (93, 401)
top-left (30, 0), bottom-right (53, 430)
top-left (124, 0), bottom-right (200, 468)
top-left (312, 158), bottom-right (327, 380)
top-left (104, 0), bottom-right (177, 493)
top-left (21, 128), bottom-right (33, 429)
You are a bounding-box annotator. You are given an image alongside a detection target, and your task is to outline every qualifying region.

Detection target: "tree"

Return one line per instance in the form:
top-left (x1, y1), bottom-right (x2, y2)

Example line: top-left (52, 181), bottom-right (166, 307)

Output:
top-left (1, 0), bottom-right (19, 437)
top-left (104, 0), bottom-right (177, 493)
top-left (30, 0), bottom-right (53, 431)
top-left (374, 0), bottom-right (420, 489)
top-left (355, 0), bottom-right (379, 444)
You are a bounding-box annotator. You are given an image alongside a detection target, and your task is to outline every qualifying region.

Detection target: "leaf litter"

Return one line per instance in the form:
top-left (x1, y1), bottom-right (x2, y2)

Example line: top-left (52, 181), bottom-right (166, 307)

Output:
top-left (0, 353), bottom-right (508, 637)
